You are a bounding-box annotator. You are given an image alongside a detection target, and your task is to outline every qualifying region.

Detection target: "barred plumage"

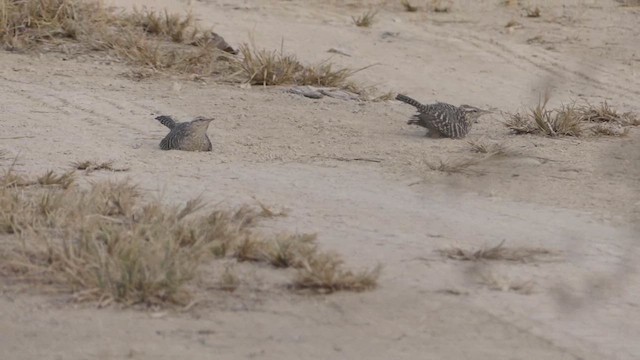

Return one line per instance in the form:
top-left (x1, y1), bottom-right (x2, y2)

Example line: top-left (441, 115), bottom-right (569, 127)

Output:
top-left (396, 94), bottom-right (489, 139)
top-left (155, 115), bottom-right (213, 152)
top-left (156, 115), bottom-right (177, 129)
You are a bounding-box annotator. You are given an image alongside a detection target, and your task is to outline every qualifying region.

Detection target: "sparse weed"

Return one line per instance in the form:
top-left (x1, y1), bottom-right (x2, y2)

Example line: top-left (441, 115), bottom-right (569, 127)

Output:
top-left (218, 266), bottom-right (239, 292)
top-left (352, 10), bottom-right (377, 27)
top-left (400, 0), bottom-right (418, 12)
top-left (506, 96), bottom-right (637, 137)
top-left (128, 8), bottom-right (197, 43)
top-left (427, 157), bottom-right (482, 175)
top-left (526, 7), bottom-right (541, 18)
top-left (0, 168), bottom-right (379, 305)
top-left (372, 91), bottom-right (396, 102)
top-left (475, 269), bottom-right (535, 294)
top-left (590, 123), bottom-right (629, 137)
top-left (293, 253), bottom-right (381, 293)
top-left (467, 140), bottom-right (506, 156)
top-left (505, 20), bottom-right (521, 28)
top-left (238, 43), bottom-right (302, 86)
top-left (238, 42), bottom-right (367, 91)
top-left (438, 240), bottom-right (555, 262)
top-left (429, 0), bottom-right (451, 13)
top-left (616, 0), bottom-right (640, 6)
top-left (0, 0), bottom-right (235, 77)
top-left (577, 101), bottom-right (639, 126)
top-left (262, 234), bottom-right (318, 268)
top-left (71, 160), bottom-right (129, 173)
top-left (37, 170), bottom-right (75, 188)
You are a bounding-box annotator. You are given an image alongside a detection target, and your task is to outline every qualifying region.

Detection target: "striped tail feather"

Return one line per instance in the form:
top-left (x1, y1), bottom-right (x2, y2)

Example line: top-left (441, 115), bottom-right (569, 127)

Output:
top-left (155, 115), bottom-right (177, 129)
top-left (396, 94), bottom-right (426, 110)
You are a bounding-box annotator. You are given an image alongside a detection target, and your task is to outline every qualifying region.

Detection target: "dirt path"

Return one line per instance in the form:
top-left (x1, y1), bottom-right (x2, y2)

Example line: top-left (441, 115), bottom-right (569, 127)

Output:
top-left (1, 1), bottom-right (639, 359)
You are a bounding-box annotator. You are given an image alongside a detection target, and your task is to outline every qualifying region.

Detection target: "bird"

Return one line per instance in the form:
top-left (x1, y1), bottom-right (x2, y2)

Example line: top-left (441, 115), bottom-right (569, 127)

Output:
top-left (155, 115), bottom-right (214, 151)
top-left (395, 94), bottom-right (490, 139)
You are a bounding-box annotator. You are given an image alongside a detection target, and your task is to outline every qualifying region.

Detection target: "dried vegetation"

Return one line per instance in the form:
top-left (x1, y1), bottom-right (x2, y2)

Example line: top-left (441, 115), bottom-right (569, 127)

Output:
top-left (438, 241), bottom-right (556, 262)
top-left (505, 94), bottom-right (638, 137)
top-left (0, 168), bottom-right (380, 306)
top-left (1, 0), bottom-right (367, 91)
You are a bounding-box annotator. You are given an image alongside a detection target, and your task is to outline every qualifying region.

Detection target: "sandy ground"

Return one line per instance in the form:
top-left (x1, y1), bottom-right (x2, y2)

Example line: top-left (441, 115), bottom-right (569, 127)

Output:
top-left (1, 0), bottom-right (640, 359)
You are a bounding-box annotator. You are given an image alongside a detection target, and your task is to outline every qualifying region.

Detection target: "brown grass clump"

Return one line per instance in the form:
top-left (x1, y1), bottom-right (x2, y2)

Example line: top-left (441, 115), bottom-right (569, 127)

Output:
top-left (426, 151), bottom-right (508, 175)
top-left (238, 43), bottom-right (366, 91)
top-left (0, 169), bottom-right (379, 305)
top-left (438, 240), bottom-right (555, 262)
top-left (505, 94), bottom-right (582, 136)
top-left (218, 266), bottom-right (239, 292)
top-left (506, 96), bottom-right (638, 137)
top-left (293, 253), bottom-right (381, 293)
top-left (71, 160), bottom-right (129, 173)
top-left (352, 10), bottom-right (377, 27)
top-left (526, 7), bottom-right (541, 18)
top-left (616, 0), bottom-right (640, 6)
top-left (238, 44), bottom-right (303, 86)
top-left (577, 101), bottom-right (639, 126)
top-left (428, 0), bottom-right (451, 13)
top-left (427, 158), bottom-right (482, 175)
top-left (2, 1), bottom-right (369, 92)
top-left (127, 8), bottom-right (198, 43)
top-left (0, 0), bottom-right (236, 77)
top-left (400, 0), bottom-right (419, 12)
top-left (467, 140), bottom-right (507, 156)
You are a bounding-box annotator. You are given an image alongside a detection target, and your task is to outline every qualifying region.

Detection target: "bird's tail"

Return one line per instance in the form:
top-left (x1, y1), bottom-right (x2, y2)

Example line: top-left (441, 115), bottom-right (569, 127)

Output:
top-left (155, 115), bottom-right (176, 129)
top-left (407, 115), bottom-right (421, 126)
top-left (395, 94), bottom-right (424, 109)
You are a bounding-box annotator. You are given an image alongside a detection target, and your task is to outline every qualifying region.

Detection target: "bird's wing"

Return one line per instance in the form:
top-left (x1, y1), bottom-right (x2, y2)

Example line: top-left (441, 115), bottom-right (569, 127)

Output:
top-left (423, 105), bottom-right (469, 139)
top-left (155, 115), bottom-right (177, 129)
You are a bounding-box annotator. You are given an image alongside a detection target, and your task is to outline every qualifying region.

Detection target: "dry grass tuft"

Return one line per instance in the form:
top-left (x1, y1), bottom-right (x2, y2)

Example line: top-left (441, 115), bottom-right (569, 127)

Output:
top-left (616, 0), bottom-right (640, 6)
top-left (352, 10), bottom-right (378, 27)
top-left (505, 20), bottom-right (521, 28)
top-left (506, 96), bottom-right (638, 137)
top-left (372, 91), bottom-right (396, 102)
top-left (577, 101), bottom-right (639, 126)
top-left (2, 1), bottom-right (370, 93)
top-left (526, 7), bottom-right (541, 18)
top-left (1, 168), bottom-right (75, 189)
top-left (505, 94), bottom-right (582, 136)
top-left (438, 240), bottom-right (555, 262)
top-left (427, 158), bottom-right (482, 175)
top-left (429, 0), bottom-right (451, 13)
top-left (127, 8), bottom-right (197, 43)
top-left (238, 43), bottom-right (366, 91)
top-left (293, 254), bottom-right (381, 293)
top-left (262, 234), bottom-right (318, 268)
top-left (0, 169), bottom-right (379, 305)
top-left (400, 0), bottom-right (419, 12)
top-left (36, 170), bottom-right (75, 188)
top-left (218, 265), bottom-right (239, 292)
top-left (1, 0), bottom-right (235, 77)
top-left (467, 140), bottom-right (507, 156)
top-left (71, 160), bottom-right (129, 173)
top-left (426, 151), bottom-right (509, 175)
top-left (474, 269), bottom-right (535, 294)
top-left (238, 43), bottom-right (302, 86)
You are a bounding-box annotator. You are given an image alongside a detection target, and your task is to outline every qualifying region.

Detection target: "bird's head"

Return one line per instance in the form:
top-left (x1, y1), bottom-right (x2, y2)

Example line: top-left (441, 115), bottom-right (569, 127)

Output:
top-left (460, 105), bottom-right (491, 123)
top-left (192, 116), bottom-right (214, 127)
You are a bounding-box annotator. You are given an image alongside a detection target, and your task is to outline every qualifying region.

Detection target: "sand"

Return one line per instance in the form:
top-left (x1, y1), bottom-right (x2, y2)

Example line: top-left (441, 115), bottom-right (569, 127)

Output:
top-left (1, 0), bottom-right (639, 359)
